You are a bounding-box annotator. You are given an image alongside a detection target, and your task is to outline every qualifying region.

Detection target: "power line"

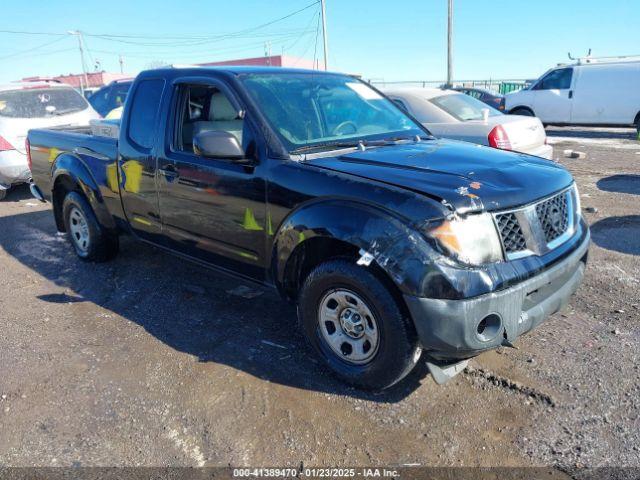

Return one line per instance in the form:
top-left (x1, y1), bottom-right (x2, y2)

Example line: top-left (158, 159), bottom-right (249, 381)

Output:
top-left (283, 5), bottom-right (321, 53)
top-left (0, 29), bottom-right (66, 36)
top-left (292, 11), bottom-right (321, 66)
top-left (88, 31), bottom-right (315, 59)
top-left (84, 1), bottom-right (319, 43)
top-left (0, 36), bottom-right (68, 60)
top-left (0, 1), bottom-right (320, 47)
top-left (0, 48), bottom-right (76, 62)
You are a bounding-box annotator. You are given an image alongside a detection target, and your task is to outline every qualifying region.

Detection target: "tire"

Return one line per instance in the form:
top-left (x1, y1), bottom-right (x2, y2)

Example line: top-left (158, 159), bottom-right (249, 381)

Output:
top-left (62, 191), bottom-right (118, 262)
top-left (635, 117), bottom-right (640, 135)
top-left (298, 259), bottom-right (421, 390)
top-left (0, 189), bottom-right (7, 201)
top-left (511, 107), bottom-right (534, 117)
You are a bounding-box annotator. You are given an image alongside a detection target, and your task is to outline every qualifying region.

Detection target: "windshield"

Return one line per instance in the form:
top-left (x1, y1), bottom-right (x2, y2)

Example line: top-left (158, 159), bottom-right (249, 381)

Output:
top-left (0, 87), bottom-right (89, 118)
top-left (240, 73), bottom-right (424, 152)
top-left (430, 93), bottom-right (502, 121)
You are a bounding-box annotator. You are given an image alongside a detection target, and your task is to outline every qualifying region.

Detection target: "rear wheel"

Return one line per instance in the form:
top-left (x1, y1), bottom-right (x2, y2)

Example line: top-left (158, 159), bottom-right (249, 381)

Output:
top-left (298, 259), bottom-right (421, 390)
top-left (62, 191), bottom-right (118, 262)
top-left (511, 107), bottom-right (534, 117)
top-left (635, 116), bottom-right (640, 135)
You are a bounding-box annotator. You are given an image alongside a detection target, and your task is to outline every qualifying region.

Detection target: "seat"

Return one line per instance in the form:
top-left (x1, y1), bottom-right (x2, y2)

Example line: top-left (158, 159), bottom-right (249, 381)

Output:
top-left (192, 92), bottom-right (243, 146)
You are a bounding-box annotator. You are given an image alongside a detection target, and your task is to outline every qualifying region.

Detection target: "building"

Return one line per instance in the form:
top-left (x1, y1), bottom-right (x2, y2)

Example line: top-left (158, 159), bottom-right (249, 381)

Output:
top-left (19, 54), bottom-right (317, 91)
top-left (21, 71), bottom-right (131, 90)
top-left (198, 54), bottom-right (318, 69)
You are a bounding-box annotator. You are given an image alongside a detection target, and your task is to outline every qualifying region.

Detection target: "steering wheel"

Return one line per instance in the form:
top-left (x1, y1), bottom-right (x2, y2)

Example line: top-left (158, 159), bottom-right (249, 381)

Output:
top-left (332, 120), bottom-right (358, 136)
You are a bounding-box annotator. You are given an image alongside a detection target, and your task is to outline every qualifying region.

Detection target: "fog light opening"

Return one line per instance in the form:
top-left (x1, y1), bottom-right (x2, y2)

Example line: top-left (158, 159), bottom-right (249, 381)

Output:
top-left (476, 314), bottom-right (502, 341)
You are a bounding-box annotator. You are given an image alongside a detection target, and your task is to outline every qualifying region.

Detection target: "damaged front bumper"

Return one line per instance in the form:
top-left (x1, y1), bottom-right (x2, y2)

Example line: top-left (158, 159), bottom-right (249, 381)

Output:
top-left (404, 229), bottom-right (590, 362)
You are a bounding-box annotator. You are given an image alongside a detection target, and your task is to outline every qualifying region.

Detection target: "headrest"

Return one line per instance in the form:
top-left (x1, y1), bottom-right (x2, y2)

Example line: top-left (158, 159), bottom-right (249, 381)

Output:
top-left (209, 92), bottom-right (238, 121)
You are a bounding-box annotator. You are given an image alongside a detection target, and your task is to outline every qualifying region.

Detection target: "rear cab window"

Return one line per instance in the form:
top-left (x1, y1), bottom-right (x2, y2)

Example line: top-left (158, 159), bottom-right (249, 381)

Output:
top-left (127, 79), bottom-right (165, 149)
top-left (0, 87), bottom-right (88, 118)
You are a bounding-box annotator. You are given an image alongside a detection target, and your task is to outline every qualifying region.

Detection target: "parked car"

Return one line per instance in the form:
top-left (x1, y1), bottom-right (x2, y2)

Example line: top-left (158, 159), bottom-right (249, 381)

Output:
top-left (28, 67), bottom-right (589, 389)
top-left (452, 86), bottom-right (505, 111)
top-left (87, 79), bottom-right (133, 117)
top-left (505, 58), bottom-right (640, 131)
top-left (0, 81), bottom-right (99, 200)
top-left (385, 88), bottom-right (553, 159)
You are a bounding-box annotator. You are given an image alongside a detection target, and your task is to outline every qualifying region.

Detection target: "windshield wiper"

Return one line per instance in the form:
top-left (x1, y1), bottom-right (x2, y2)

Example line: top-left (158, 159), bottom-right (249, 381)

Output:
top-left (290, 135), bottom-right (431, 155)
top-left (290, 141), bottom-right (363, 155)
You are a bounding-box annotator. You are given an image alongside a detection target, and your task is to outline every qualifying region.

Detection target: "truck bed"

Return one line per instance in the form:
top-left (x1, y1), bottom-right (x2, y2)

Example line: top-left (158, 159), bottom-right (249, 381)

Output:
top-left (28, 126), bottom-right (119, 202)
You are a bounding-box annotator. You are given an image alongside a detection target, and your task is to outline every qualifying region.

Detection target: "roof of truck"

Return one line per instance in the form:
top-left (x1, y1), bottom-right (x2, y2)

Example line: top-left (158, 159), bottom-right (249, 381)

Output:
top-left (162, 65), bottom-right (342, 76)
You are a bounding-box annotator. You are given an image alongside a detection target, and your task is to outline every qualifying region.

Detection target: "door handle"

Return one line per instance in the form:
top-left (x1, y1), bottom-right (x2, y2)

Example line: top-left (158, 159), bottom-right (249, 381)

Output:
top-left (159, 164), bottom-right (179, 180)
top-left (568, 90), bottom-right (573, 99)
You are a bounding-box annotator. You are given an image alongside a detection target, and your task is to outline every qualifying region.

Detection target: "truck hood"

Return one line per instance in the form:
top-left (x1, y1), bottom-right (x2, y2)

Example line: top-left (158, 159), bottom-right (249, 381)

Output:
top-left (305, 139), bottom-right (572, 213)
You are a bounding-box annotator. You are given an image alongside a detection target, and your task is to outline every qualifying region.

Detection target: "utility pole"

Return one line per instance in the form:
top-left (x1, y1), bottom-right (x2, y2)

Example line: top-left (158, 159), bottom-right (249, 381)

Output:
top-left (446, 0), bottom-right (453, 87)
top-left (119, 55), bottom-right (124, 74)
top-left (264, 41), bottom-right (272, 65)
top-left (68, 30), bottom-right (89, 94)
top-left (320, 0), bottom-right (329, 70)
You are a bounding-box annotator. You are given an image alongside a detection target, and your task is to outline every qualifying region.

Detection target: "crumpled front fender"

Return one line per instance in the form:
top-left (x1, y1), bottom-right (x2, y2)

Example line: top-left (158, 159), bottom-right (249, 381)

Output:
top-left (272, 199), bottom-right (454, 298)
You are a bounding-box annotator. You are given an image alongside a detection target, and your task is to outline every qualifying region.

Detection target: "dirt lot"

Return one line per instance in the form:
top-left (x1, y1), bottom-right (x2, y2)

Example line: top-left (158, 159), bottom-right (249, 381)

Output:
top-left (0, 127), bottom-right (638, 473)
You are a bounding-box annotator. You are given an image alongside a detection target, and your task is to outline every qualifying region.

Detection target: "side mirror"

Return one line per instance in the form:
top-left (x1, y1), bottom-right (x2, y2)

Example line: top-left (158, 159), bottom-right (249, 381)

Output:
top-left (193, 130), bottom-right (245, 160)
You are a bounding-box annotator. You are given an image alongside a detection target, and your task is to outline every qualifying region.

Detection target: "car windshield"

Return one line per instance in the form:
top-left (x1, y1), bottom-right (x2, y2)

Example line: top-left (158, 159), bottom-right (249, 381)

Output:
top-left (0, 87), bottom-right (88, 118)
top-left (430, 93), bottom-right (502, 121)
top-left (240, 73), bottom-right (424, 153)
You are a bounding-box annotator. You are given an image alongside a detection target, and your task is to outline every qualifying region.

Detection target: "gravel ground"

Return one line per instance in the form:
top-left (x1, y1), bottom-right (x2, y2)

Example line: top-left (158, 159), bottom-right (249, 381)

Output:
top-left (0, 127), bottom-right (638, 475)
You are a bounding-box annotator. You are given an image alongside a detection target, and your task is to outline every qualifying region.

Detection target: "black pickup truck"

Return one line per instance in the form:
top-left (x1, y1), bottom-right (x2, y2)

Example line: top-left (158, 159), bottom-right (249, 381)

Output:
top-left (28, 67), bottom-right (590, 389)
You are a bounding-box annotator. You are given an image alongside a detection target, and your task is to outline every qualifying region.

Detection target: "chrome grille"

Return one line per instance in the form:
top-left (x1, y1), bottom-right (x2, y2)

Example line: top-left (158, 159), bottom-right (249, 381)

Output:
top-left (536, 192), bottom-right (570, 243)
top-left (492, 187), bottom-right (576, 260)
top-left (496, 212), bottom-right (527, 253)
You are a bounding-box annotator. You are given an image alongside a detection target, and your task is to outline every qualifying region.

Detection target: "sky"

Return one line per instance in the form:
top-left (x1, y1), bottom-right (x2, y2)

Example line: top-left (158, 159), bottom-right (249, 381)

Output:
top-left (0, 0), bottom-right (638, 85)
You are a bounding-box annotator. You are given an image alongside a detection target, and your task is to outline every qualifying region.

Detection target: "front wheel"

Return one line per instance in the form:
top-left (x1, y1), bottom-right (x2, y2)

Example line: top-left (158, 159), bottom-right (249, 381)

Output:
top-left (62, 191), bottom-right (119, 262)
top-left (298, 260), bottom-right (421, 390)
top-left (0, 189), bottom-right (7, 201)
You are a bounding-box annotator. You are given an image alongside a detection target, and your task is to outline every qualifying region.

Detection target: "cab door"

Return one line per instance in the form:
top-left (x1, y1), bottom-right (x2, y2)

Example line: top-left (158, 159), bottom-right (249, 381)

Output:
top-left (531, 67), bottom-right (574, 123)
top-left (156, 78), bottom-right (267, 281)
top-left (117, 77), bottom-right (166, 243)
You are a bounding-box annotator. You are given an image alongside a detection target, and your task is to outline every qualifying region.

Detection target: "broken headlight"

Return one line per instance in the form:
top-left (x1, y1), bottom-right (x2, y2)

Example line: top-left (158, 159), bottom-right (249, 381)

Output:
top-left (425, 212), bottom-right (504, 266)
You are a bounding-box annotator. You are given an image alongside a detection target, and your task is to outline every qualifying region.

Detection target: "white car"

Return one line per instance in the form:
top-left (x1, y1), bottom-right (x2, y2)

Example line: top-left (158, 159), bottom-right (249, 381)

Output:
top-left (0, 81), bottom-right (99, 199)
top-left (384, 88), bottom-right (553, 159)
top-left (505, 58), bottom-right (640, 131)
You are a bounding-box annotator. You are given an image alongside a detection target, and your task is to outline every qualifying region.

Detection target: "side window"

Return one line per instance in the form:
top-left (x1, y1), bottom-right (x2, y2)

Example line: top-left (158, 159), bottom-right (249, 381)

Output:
top-left (535, 68), bottom-right (573, 90)
top-left (128, 79), bottom-right (165, 149)
top-left (88, 87), bottom-right (109, 115)
top-left (174, 84), bottom-right (244, 154)
top-left (112, 83), bottom-right (132, 109)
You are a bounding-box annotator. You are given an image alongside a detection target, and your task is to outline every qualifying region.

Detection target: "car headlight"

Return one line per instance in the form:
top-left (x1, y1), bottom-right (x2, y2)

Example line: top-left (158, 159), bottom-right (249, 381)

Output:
top-left (425, 212), bottom-right (504, 265)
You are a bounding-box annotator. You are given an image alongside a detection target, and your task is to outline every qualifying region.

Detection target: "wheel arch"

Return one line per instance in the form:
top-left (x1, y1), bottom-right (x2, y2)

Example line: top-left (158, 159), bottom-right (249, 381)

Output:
top-left (272, 199), bottom-right (439, 302)
top-left (509, 105), bottom-right (535, 116)
top-left (51, 153), bottom-right (116, 233)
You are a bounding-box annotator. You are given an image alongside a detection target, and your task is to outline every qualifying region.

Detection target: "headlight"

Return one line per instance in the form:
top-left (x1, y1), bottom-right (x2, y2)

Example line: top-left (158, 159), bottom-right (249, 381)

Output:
top-left (426, 213), bottom-right (504, 265)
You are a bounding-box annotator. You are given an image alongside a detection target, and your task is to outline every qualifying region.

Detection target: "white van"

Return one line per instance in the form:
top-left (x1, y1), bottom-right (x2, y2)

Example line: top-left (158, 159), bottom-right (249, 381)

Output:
top-left (505, 58), bottom-right (640, 132)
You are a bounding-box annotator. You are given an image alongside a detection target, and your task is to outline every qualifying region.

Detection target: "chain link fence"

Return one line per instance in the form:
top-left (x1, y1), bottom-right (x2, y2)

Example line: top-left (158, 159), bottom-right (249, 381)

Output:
top-left (369, 79), bottom-right (532, 94)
